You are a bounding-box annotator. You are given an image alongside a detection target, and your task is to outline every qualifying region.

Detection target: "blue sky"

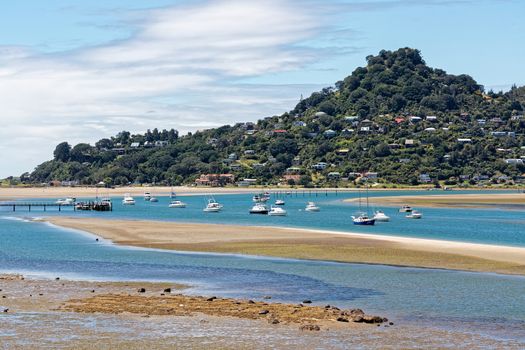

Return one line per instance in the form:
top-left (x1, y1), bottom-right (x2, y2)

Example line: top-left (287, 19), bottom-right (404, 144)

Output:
top-left (1, 0), bottom-right (524, 177)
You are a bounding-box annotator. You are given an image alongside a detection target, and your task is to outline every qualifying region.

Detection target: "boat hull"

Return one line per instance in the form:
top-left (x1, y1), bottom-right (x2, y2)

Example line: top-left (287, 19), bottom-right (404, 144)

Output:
top-left (353, 219), bottom-right (375, 225)
top-left (250, 210), bottom-right (269, 214)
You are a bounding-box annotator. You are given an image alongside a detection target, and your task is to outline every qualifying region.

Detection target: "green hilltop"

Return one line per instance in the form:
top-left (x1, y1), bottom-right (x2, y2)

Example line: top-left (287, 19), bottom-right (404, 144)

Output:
top-left (27, 48), bottom-right (525, 187)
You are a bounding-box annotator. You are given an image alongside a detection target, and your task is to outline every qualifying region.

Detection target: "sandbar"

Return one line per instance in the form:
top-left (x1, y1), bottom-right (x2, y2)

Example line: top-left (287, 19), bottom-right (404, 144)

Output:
top-left (46, 217), bottom-right (525, 275)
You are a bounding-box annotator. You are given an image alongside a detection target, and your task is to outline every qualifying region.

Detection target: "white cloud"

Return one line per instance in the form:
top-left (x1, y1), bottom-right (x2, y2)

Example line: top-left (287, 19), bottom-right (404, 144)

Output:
top-left (0, 0), bottom-right (331, 177)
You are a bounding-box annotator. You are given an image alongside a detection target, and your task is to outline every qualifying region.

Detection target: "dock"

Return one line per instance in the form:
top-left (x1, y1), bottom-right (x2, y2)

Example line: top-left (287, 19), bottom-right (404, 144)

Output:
top-left (0, 201), bottom-right (112, 212)
top-left (0, 202), bottom-right (75, 212)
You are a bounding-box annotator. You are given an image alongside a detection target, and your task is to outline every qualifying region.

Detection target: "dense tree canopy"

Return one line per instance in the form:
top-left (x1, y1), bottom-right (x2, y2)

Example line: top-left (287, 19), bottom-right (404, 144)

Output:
top-left (28, 48), bottom-right (525, 186)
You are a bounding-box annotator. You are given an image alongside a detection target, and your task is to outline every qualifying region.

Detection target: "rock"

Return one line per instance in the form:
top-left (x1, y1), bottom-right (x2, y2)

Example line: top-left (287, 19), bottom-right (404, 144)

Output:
top-left (160, 293), bottom-right (165, 296)
top-left (55, 277), bottom-right (60, 281)
top-left (324, 305), bottom-right (331, 309)
top-left (268, 318), bottom-right (280, 324)
top-left (299, 324), bottom-right (320, 332)
top-left (352, 316), bottom-right (364, 323)
top-left (258, 309), bottom-right (269, 315)
top-left (363, 315), bottom-right (384, 324)
top-left (263, 295), bottom-right (272, 299)
top-left (38, 293), bottom-right (43, 296)
top-left (336, 317), bottom-right (349, 323)
top-left (206, 296), bottom-right (217, 302)
top-left (137, 288), bottom-right (146, 293)
top-left (1, 296), bottom-right (6, 299)
top-left (3, 308), bottom-right (8, 313)
top-left (382, 317), bottom-right (389, 323)
top-left (247, 300), bottom-right (255, 304)
top-left (389, 322), bottom-right (394, 326)
top-left (95, 238), bottom-right (99, 241)
top-left (163, 288), bottom-right (171, 293)
top-left (91, 290), bottom-right (95, 293)
top-left (331, 306), bottom-right (340, 311)
top-left (302, 300), bottom-right (312, 304)
top-left (296, 304), bottom-right (303, 308)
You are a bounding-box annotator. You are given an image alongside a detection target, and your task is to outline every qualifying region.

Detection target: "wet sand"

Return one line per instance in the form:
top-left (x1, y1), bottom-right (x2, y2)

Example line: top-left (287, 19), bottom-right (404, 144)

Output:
top-left (2, 274), bottom-right (523, 349)
top-left (46, 217), bottom-right (525, 275)
top-left (348, 193), bottom-right (525, 208)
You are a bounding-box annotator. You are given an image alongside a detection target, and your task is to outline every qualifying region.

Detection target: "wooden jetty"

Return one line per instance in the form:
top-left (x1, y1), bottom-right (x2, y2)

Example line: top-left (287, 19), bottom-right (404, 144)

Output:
top-left (0, 202), bottom-right (75, 212)
top-left (0, 201), bottom-right (112, 212)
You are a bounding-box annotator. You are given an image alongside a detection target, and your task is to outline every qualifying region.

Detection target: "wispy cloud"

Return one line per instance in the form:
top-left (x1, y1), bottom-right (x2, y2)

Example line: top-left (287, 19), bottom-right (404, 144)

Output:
top-left (0, 0), bottom-right (334, 176)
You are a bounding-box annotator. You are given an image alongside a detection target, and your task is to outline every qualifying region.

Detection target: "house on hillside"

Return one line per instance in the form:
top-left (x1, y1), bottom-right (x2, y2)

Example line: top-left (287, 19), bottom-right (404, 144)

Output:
top-left (312, 162), bottom-right (328, 170)
top-left (419, 174), bottom-right (432, 183)
top-left (457, 138), bottom-right (472, 143)
top-left (426, 115), bottom-right (438, 122)
top-left (324, 129), bottom-right (337, 138)
top-left (154, 141), bottom-right (168, 147)
top-left (195, 174), bottom-right (235, 187)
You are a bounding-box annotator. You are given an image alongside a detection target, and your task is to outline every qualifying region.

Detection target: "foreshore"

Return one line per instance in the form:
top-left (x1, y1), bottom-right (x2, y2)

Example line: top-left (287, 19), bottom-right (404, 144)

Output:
top-left (347, 193), bottom-right (525, 208)
top-left (4, 274), bottom-right (515, 349)
top-left (0, 185), bottom-right (519, 201)
top-left (45, 217), bottom-right (525, 275)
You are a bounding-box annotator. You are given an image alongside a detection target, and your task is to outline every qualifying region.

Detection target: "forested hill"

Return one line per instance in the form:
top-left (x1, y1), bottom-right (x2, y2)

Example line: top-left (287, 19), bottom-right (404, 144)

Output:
top-left (28, 48), bottom-right (525, 187)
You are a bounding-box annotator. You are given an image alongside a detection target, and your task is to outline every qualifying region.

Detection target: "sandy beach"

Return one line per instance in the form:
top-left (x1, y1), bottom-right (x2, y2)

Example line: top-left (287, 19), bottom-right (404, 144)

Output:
top-left (46, 217), bottom-right (525, 275)
top-left (349, 192), bottom-right (525, 208)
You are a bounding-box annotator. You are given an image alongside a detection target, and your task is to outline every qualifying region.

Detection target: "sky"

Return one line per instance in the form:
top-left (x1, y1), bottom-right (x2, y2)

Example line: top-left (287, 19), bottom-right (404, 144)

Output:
top-left (1, 0), bottom-right (524, 178)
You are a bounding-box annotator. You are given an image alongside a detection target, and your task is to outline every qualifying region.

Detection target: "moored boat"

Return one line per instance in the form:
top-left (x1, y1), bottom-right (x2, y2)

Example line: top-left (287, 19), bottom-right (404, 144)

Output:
top-left (203, 198), bottom-right (222, 212)
top-left (169, 200), bottom-right (186, 208)
top-left (268, 206), bottom-right (287, 216)
top-left (399, 205), bottom-right (412, 212)
top-left (352, 214), bottom-right (376, 225)
top-left (249, 202), bottom-right (269, 214)
top-left (149, 197), bottom-right (159, 203)
top-left (55, 197), bottom-right (76, 205)
top-left (275, 199), bottom-right (285, 206)
top-left (373, 210), bottom-right (390, 222)
top-left (305, 202), bottom-right (320, 212)
top-left (406, 210), bottom-right (423, 219)
top-left (122, 194), bottom-right (136, 205)
top-left (144, 192), bottom-right (152, 201)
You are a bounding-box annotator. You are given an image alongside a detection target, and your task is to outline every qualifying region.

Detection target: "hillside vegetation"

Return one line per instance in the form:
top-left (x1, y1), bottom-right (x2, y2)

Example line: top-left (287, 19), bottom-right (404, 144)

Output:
top-left (27, 48), bottom-right (525, 187)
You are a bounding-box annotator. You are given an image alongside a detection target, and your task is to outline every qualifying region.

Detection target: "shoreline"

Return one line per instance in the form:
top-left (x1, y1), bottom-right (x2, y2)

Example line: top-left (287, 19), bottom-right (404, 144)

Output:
top-left (44, 217), bottom-right (525, 276)
top-left (0, 185), bottom-right (520, 201)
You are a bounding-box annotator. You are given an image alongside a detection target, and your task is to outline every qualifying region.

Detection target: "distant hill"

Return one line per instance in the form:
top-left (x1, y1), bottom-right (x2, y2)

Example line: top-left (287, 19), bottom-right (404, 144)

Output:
top-left (28, 48), bottom-right (525, 187)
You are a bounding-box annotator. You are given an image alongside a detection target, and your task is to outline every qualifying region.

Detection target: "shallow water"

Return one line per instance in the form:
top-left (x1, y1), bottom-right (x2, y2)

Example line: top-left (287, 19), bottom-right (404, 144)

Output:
top-left (1, 215), bottom-right (524, 344)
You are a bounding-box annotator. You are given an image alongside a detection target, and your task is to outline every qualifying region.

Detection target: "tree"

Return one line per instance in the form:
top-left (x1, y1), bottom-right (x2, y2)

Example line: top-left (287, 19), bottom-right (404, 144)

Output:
top-left (53, 142), bottom-right (71, 162)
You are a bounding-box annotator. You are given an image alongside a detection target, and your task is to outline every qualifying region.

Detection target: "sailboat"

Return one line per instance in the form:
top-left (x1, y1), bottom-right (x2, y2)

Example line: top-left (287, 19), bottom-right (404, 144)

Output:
top-left (352, 185), bottom-right (375, 225)
top-left (170, 187), bottom-right (177, 199)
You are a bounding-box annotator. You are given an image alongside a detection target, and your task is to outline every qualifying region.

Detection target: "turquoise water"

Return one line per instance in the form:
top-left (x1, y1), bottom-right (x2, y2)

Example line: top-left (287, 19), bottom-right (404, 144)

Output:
top-left (1, 215), bottom-right (525, 342)
top-left (1, 191), bottom-right (525, 342)
top-left (6, 190), bottom-right (524, 246)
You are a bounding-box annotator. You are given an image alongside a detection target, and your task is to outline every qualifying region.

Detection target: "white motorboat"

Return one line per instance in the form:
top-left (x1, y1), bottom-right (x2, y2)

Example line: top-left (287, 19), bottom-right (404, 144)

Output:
top-left (55, 197), bottom-right (76, 205)
top-left (249, 202), bottom-right (269, 214)
top-left (122, 194), bottom-right (136, 205)
top-left (373, 210), bottom-right (390, 222)
top-left (399, 205), bottom-right (413, 212)
top-left (144, 192), bottom-right (152, 201)
top-left (149, 197), bottom-right (159, 203)
top-left (268, 206), bottom-right (287, 216)
top-left (169, 200), bottom-right (187, 208)
top-left (275, 199), bottom-right (285, 206)
top-left (406, 210), bottom-right (423, 219)
top-left (203, 199), bottom-right (222, 212)
top-left (305, 202), bottom-right (320, 212)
